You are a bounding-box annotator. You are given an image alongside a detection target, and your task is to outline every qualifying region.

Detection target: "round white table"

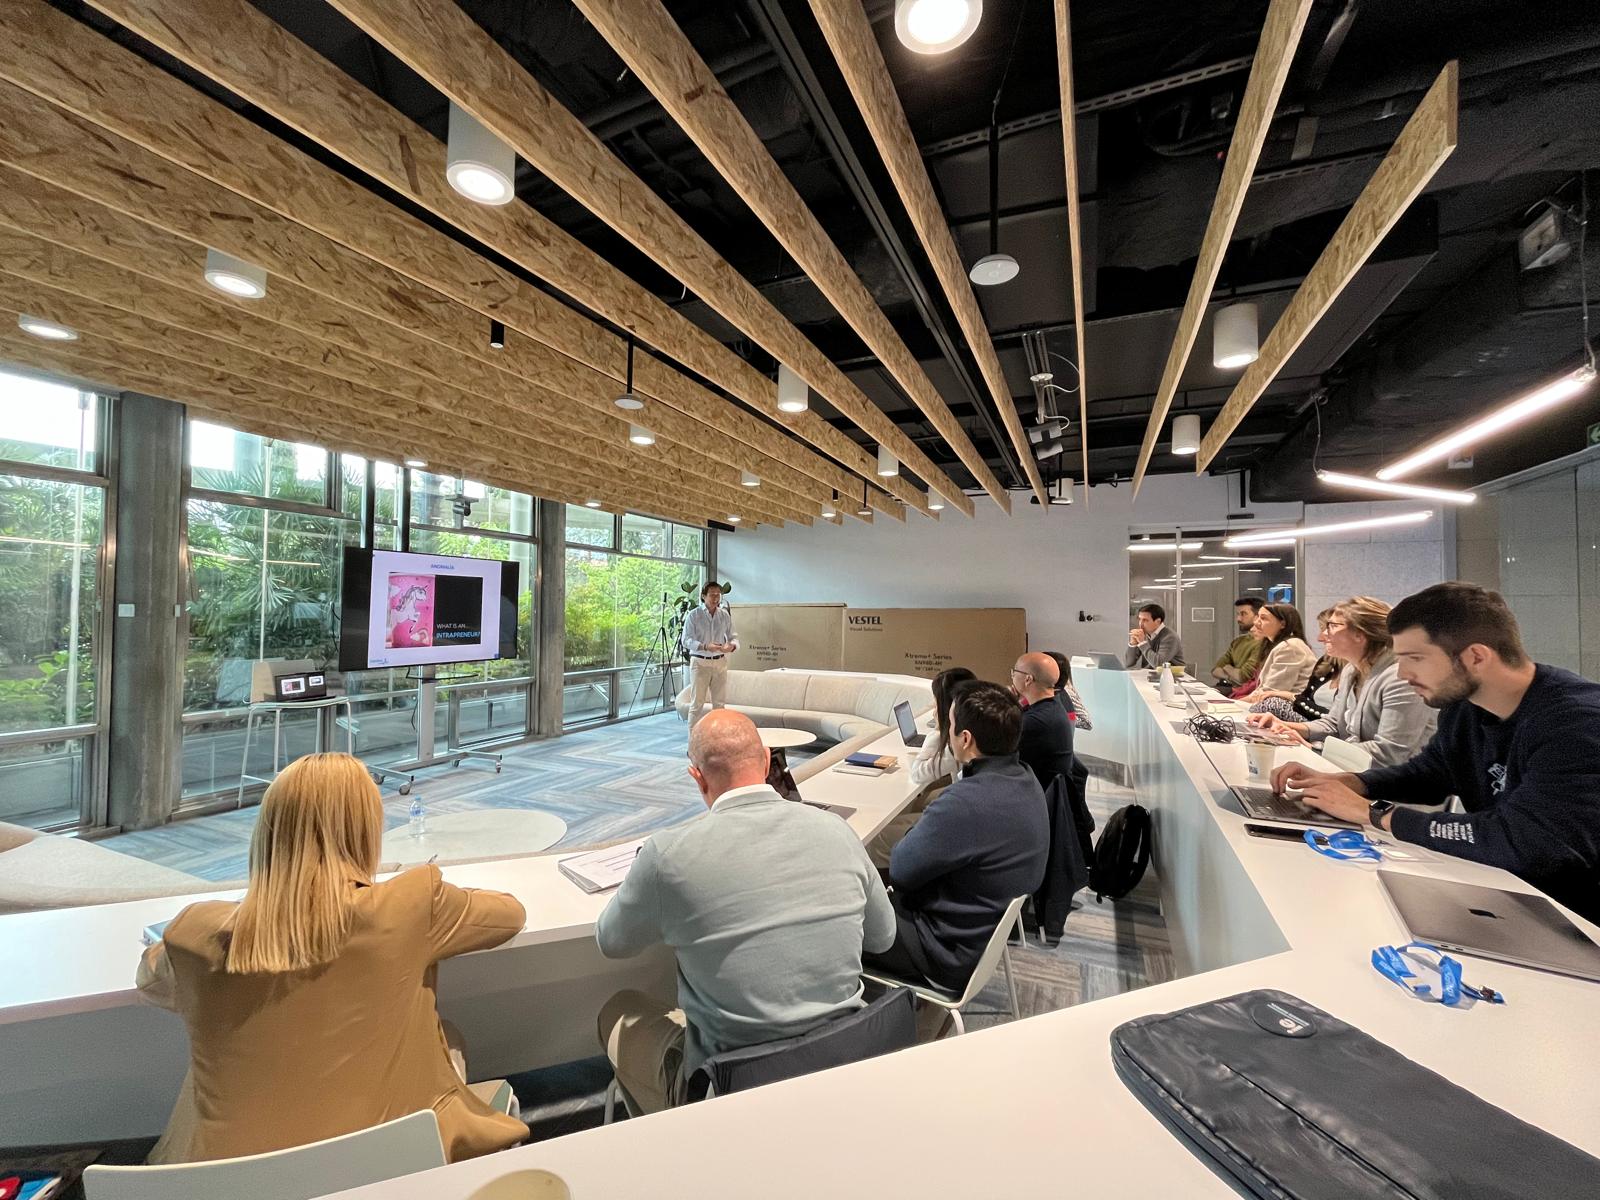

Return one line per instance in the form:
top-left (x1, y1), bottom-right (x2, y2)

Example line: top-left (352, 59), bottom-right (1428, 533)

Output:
top-left (382, 809), bottom-right (568, 867)
top-left (757, 727), bottom-right (816, 750)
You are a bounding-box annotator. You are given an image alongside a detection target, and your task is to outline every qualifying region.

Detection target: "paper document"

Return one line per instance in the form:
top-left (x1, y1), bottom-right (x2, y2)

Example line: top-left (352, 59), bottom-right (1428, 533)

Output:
top-left (559, 837), bottom-right (647, 893)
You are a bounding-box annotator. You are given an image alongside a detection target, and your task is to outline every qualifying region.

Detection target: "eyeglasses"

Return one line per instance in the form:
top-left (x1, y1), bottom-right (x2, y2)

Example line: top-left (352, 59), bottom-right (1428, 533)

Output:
top-left (1325, 621), bottom-right (1348, 633)
top-left (1009, 667), bottom-right (1033, 681)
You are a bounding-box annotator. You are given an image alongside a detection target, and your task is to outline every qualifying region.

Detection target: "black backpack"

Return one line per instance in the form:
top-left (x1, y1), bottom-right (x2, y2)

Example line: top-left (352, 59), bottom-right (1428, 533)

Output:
top-left (1090, 804), bottom-right (1152, 901)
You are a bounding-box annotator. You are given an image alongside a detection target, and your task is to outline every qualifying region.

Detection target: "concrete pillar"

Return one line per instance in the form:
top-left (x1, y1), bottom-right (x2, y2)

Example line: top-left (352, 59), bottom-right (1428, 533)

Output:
top-left (107, 393), bottom-right (184, 829)
top-left (534, 499), bottom-right (566, 736)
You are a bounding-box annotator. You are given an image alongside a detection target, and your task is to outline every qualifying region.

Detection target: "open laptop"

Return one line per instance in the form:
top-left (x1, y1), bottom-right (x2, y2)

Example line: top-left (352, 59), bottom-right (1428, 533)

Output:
top-left (893, 700), bottom-right (926, 748)
top-left (1379, 871), bottom-right (1600, 983)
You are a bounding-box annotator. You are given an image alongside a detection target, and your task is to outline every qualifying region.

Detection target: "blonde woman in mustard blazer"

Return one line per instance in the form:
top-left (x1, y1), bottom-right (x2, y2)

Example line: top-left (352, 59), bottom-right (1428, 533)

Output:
top-left (137, 753), bottom-right (527, 1165)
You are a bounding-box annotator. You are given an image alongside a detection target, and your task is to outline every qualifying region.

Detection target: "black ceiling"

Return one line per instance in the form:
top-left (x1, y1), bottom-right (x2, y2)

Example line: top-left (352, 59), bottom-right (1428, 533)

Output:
top-left (66, 0), bottom-right (1600, 501)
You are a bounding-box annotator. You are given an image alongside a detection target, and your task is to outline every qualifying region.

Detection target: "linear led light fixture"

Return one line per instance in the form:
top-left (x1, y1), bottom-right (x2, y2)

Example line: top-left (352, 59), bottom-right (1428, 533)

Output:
top-left (1127, 541), bottom-right (1203, 552)
top-left (1198, 555), bottom-right (1280, 564)
top-left (1377, 364), bottom-right (1598, 481)
top-left (1316, 469), bottom-right (1475, 504)
top-left (1225, 510), bottom-right (1433, 547)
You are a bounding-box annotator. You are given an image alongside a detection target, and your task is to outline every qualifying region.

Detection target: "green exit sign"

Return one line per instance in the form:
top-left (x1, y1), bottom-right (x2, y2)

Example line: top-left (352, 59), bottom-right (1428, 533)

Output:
top-left (1589, 422), bottom-right (1600, 447)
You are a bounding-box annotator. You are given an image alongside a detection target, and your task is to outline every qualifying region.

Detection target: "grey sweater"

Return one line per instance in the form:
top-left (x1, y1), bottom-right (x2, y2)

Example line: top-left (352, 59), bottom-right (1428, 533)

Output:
top-left (1302, 655), bottom-right (1436, 767)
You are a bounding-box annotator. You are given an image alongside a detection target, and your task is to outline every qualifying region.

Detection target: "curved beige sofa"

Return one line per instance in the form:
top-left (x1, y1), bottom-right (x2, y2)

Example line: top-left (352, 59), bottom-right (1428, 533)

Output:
top-left (673, 669), bottom-right (933, 781)
top-left (0, 821), bottom-right (217, 915)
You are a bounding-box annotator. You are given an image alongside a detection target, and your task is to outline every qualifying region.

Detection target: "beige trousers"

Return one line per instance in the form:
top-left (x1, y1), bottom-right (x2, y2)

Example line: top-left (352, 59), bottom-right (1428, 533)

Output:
top-left (598, 989), bottom-right (688, 1116)
top-left (688, 656), bottom-right (729, 729)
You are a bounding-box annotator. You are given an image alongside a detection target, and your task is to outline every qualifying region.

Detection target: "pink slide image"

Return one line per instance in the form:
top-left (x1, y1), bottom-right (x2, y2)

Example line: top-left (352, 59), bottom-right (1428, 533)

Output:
top-left (386, 574), bottom-right (435, 649)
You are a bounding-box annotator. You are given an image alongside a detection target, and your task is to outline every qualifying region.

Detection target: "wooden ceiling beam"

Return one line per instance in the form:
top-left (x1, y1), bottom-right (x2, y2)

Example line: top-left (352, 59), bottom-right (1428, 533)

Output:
top-left (282, 0), bottom-right (958, 515)
top-left (0, 330), bottom-right (711, 527)
top-left (554, 0), bottom-right (987, 512)
top-left (0, 277), bottom-right (794, 528)
top-left (0, 88), bottom-right (826, 526)
top-left (0, 227), bottom-right (812, 526)
top-left (61, 0), bottom-right (924, 517)
top-left (808, 0), bottom-right (1045, 509)
top-left (1196, 62), bottom-right (1458, 470)
top-left (1129, 0), bottom-right (1314, 494)
top-left (1051, 0), bottom-right (1092, 505)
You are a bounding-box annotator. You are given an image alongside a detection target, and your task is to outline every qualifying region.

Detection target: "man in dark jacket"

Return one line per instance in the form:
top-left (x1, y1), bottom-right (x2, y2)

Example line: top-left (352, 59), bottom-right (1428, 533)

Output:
top-left (1276, 582), bottom-right (1600, 925)
top-left (1012, 651), bottom-right (1076, 788)
top-left (864, 681), bottom-right (1049, 996)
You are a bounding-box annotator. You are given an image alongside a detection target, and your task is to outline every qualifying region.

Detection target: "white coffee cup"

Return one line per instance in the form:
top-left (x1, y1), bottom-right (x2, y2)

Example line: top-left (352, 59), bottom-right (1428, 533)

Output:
top-left (1246, 741), bottom-right (1275, 779)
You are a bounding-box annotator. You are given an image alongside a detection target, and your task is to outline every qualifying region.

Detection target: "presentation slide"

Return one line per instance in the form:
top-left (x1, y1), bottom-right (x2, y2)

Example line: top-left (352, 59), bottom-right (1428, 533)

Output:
top-left (362, 550), bottom-right (504, 669)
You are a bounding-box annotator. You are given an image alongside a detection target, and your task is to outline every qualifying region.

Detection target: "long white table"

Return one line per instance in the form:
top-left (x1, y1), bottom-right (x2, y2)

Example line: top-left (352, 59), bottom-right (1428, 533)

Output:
top-left (0, 706), bottom-right (935, 1146)
top-left (314, 669), bottom-right (1600, 1199)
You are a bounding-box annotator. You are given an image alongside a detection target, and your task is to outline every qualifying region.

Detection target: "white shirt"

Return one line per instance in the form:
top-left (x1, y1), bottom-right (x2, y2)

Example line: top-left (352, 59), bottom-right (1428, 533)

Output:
top-left (682, 603), bottom-right (738, 656)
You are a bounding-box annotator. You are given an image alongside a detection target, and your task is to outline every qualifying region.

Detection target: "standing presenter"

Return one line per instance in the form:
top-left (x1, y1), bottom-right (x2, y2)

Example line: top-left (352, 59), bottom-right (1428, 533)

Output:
top-left (682, 582), bottom-right (738, 732)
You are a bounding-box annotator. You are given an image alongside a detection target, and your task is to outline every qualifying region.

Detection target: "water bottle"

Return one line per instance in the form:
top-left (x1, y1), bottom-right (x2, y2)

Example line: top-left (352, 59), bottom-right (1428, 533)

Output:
top-left (1159, 664), bottom-right (1176, 705)
top-left (408, 794), bottom-right (426, 838)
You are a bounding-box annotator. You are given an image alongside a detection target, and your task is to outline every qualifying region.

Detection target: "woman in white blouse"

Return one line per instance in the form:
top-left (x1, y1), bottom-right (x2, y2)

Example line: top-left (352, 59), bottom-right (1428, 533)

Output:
top-left (1234, 603), bottom-right (1317, 700)
top-left (868, 667), bottom-right (976, 867)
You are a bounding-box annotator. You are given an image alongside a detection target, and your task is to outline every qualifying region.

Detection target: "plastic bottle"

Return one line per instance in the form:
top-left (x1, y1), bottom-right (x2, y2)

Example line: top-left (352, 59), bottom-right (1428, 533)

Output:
top-left (408, 794), bottom-right (426, 838)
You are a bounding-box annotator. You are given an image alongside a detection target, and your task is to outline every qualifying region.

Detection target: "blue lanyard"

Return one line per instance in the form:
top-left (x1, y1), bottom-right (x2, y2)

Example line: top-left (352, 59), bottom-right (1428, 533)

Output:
top-left (1371, 941), bottom-right (1506, 1007)
top-left (1304, 828), bottom-right (1383, 861)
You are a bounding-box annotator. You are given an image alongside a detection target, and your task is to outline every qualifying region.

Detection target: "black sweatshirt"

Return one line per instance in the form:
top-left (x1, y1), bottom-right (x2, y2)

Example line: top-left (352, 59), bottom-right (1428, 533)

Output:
top-left (1358, 664), bottom-right (1600, 925)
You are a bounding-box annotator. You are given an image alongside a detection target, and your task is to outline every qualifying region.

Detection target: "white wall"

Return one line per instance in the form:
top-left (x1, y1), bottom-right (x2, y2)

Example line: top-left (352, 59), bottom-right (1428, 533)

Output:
top-left (720, 473), bottom-right (1299, 660)
top-left (1298, 500), bottom-right (1453, 623)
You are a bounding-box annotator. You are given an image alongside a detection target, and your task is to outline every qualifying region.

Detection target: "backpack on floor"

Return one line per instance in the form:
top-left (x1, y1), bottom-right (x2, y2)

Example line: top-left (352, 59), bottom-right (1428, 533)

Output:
top-left (1090, 804), bottom-right (1151, 901)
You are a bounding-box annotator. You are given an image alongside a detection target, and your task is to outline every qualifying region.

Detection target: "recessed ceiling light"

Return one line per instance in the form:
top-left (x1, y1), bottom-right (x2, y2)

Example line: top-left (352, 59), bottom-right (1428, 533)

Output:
top-left (203, 248), bottom-right (268, 299)
top-left (895, 0), bottom-right (983, 55)
top-left (727, 514), bottom-right (742, 524)
top-left (445, 102), bottom-right (515, 206)
top-left (584, 499), bottom-right (603, 508)
top-left (929, 500), bottom-right (945, 511)
top-left (17, 313), bottom-right (78, 341)
top-left (404, 458), bottom-right (427, 469)
top-left (969, 252), bottom-right (1019, 287)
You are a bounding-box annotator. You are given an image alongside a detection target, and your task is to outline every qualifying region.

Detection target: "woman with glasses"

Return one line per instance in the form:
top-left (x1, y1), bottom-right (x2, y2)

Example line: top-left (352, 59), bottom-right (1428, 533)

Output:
top-left (1248, 595), bottom-right (1436, 767)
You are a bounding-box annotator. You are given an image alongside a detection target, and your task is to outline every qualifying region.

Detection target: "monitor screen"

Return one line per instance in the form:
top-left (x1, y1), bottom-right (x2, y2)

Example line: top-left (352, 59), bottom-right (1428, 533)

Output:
top-left (338, 547), bottom-right (519, 672)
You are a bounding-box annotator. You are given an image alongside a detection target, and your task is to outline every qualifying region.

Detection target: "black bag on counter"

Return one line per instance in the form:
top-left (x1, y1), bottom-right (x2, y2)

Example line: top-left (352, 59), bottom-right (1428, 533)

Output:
top-left (1110, 989), bottom-right (1598, 1199)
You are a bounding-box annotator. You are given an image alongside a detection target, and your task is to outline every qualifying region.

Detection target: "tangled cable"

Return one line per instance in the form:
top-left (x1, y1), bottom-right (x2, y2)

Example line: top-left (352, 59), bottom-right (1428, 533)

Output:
top-left (1185, 712), bottom-right (1239, 743)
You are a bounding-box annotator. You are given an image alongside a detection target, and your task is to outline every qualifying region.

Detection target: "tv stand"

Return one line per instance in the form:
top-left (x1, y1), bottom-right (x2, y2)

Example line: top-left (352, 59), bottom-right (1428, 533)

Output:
top-left (379, 666), bottom-right (503, 794)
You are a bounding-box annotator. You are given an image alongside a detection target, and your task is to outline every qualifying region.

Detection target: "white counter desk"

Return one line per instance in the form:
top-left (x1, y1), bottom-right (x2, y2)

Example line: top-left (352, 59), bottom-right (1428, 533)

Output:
top-left (316, 669), bottom-right (1600, 1200)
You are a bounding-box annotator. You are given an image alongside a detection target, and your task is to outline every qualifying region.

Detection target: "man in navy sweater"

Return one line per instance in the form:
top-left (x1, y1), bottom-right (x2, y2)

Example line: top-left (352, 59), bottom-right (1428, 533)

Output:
top-left (1275, 582), bottom-right (1600, 925)
top-left (1012, 651), bottom-right (1076, 788)
top-left (864, 681), bottom-right (1049, 996)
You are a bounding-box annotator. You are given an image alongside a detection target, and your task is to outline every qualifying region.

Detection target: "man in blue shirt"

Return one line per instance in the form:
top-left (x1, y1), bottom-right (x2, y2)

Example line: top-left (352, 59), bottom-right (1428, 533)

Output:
top-left (1276, 582), bottom-right (1600, 924)
top-left (864, 681), bottom-right (1049, 998)
top-left (681, 582), bottom-right (738, 731)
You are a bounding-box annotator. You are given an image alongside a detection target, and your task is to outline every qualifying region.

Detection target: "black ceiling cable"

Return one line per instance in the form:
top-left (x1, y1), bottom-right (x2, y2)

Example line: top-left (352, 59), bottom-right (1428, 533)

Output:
top-left (1580, 172), bottom-right (1595, 375)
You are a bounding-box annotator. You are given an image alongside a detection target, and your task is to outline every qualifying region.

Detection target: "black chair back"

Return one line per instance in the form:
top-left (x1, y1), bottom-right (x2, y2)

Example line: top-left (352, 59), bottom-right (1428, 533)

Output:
top-left (685, 986), bottom-right (916, 1102)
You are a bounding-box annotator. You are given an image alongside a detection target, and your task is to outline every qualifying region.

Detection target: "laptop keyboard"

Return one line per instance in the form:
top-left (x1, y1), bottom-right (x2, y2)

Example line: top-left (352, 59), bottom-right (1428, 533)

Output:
top-left (1239, 785), bottom-right (1328, 822)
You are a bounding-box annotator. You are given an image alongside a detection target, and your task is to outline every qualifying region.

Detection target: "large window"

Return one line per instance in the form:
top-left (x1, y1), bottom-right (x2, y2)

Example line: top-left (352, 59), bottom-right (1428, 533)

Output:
top-left (563, 505), bottom-right (706, 726)
top-left (0, 372), bottom-right (109, 829)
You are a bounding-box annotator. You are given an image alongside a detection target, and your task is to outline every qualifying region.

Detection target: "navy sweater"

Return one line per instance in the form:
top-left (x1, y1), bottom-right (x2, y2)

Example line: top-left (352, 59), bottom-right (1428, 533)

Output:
top-left (1358, 664), bottom-right (1600, 925)
top-left (889, 753), bottom-right (1049, 990)
top-left (1018, 696), bottom-right (1076, 789)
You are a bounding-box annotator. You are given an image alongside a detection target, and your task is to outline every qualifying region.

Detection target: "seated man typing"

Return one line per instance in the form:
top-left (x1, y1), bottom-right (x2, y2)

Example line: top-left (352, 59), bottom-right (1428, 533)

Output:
top-left (595, 710), bottom-right (894, 1113)
top-left (1275, 582), bottom-right (1600, 925)
top-left (864, 681), bottom-right (1049, 997)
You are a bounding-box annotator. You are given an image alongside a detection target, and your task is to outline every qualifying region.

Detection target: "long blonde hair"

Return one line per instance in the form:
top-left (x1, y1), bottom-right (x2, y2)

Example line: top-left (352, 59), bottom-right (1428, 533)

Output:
top-left (1335, 595), bottom-right (1394, 691)
top-left (227, 753), bottom-right (383, 974)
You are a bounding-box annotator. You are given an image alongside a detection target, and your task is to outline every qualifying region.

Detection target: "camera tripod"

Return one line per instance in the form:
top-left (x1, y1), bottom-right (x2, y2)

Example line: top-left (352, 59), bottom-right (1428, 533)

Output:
top-left (627, 599), bottom-right (684, 716)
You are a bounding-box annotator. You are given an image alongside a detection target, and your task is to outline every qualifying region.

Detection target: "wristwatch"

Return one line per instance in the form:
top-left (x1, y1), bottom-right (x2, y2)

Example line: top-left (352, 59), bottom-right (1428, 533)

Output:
top-left (1367, 799), bottom-right (1397, 831)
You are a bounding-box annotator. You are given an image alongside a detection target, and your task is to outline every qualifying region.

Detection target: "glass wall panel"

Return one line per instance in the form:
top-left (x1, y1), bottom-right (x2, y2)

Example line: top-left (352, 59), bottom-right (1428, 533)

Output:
top-left (0, 737), bottom-right (86, 828)
top-left (0, 475), bottom-right (102, 731)
top-left (0, 376), bottom-right (99, 472)
top-left (565, 503), bottom-right (615, 548)
top-left (189, 420), bottom-right (327, 504)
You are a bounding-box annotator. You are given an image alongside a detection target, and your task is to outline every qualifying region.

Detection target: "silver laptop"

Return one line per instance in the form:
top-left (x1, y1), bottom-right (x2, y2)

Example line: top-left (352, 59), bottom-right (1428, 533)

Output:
top-left (892, 700), bottom-right (925, 748)
top-left (1379, 870), bottom-right (1600, 983)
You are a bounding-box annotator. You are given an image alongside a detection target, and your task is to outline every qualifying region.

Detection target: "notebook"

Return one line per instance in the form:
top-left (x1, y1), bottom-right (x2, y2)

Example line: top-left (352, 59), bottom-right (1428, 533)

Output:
top-left (558, 838), bottom-right (648, 893)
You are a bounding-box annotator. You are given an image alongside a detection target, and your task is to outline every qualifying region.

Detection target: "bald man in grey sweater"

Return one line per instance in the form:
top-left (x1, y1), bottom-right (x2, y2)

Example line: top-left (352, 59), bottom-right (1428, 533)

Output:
top-left (596, 710), bottom-right (894, 1113)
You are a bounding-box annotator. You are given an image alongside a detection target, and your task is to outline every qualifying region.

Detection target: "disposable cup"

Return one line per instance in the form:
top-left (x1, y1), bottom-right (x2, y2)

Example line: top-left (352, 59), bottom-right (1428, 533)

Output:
top-left (1246, 741), bottom-right (1275, 779)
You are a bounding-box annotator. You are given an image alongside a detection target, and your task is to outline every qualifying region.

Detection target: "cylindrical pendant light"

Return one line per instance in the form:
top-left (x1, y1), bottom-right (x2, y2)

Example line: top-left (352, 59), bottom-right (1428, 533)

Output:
top-left (1213, 301), bottom-right (1259, 369)
top-left (821, 492), bottom-right (837, 519)
top-left (969, 117), bottom-right (1019, 286)
top-left (615, 335), bottom-right (644, 409)
top-left (740, 470), bottom-right (760, 488)
top-left (628, 423), bottom-right (655, 446)
top-left (776, 363), bottom-right (809, 413)
top-left (877, 445), bottom-right (899, 478)
top-left (1171, 413), bottom-right (1201, 456)
top-left (446, 102), bottom-right (516, 206)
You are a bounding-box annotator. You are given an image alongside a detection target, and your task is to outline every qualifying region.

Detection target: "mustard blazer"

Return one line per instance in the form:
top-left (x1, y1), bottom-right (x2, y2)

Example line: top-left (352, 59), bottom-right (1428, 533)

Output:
top-left (137, 865), bottom-right (526, 1164)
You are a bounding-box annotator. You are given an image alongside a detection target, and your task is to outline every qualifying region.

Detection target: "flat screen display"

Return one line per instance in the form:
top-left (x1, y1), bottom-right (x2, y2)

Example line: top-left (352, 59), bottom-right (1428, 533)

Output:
top-left (338, 547), bottom-right (519, 671)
